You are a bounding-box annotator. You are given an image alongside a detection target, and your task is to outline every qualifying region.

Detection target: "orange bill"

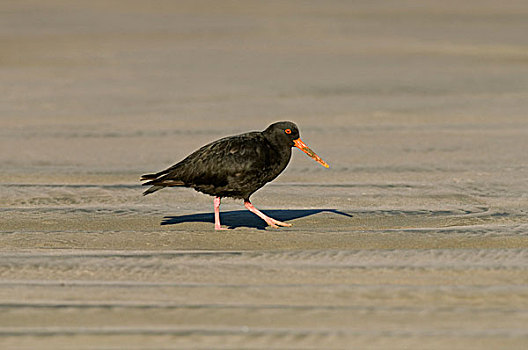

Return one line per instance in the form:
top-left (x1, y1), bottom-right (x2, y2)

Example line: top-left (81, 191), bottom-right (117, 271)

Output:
top-left (293, 138), bottom-right (330, 168)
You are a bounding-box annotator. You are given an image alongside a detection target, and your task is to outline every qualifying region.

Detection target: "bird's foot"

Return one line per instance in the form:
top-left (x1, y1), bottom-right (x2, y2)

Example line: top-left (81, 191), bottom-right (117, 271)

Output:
top-left (265, 218), bottom-right (292, 229)
top-left (215, 225), bottom-right (229, 231)
top-left (268, 218), bottom-right (292, 228)
top-left (243, 201), bottom-right (292, 229)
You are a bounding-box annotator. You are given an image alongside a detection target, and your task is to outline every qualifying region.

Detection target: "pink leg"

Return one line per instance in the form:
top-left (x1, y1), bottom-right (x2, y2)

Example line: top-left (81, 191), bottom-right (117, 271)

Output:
top-left (244, 200), bottom-right (292, 228)
top-left (214, 197), bottom-right (228, 230)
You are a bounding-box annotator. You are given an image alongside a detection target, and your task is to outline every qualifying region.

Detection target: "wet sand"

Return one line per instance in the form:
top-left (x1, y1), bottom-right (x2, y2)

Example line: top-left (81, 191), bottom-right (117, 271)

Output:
top-left (1, 1), bottom-right (528, 349)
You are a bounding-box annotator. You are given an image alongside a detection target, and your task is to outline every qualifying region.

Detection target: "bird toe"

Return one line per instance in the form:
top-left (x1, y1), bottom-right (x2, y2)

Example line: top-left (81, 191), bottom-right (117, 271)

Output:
top-left (270, 219), bottom-right (292, 227)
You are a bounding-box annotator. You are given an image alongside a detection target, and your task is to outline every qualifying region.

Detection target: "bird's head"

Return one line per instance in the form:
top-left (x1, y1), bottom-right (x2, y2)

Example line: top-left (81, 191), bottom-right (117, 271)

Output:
top-left (264, 121), bottom-right (329, 168)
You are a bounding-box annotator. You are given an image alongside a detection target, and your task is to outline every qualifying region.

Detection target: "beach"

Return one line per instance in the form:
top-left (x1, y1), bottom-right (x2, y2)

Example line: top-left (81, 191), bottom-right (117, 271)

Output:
top-left (1, 1), bottom-right (528, 349)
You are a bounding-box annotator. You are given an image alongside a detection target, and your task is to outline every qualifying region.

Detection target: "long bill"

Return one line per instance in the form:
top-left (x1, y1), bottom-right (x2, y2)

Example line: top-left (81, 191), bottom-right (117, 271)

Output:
top-left (293, 138), bottom-right (330, 168)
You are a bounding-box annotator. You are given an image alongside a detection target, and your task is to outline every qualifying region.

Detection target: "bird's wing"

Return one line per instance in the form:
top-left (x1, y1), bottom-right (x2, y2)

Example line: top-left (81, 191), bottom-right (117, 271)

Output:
top-left (164, 132), bottom-right (270, 186)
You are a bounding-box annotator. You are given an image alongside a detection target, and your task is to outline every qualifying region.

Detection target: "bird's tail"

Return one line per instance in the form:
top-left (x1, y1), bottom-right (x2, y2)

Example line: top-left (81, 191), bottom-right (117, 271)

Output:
top-left (140, 173), bottom-right (160, 181)
top-left (140, 171), bottom-right (185, 196)
top-left (142, 185), bottom-right (164, 195)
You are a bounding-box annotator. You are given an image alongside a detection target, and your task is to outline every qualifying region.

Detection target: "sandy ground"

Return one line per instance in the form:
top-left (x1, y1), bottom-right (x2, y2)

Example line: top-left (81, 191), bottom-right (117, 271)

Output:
top-left (1, 1), bottom-right (528, 349)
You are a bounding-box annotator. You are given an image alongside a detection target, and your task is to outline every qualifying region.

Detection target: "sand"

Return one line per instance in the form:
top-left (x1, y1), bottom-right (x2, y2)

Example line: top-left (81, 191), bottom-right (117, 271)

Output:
top-left (1, 1), bottom-right (528, 349)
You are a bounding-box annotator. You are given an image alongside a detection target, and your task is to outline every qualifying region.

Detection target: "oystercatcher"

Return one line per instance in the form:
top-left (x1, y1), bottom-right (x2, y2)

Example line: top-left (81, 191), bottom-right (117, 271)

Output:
top-left (141, 121), bottom-right (329, 230)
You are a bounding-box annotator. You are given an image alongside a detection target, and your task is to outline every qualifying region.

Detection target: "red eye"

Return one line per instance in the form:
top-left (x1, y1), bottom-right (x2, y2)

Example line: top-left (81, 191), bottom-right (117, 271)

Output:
top-left (285, 129), bottom-right (292, 134)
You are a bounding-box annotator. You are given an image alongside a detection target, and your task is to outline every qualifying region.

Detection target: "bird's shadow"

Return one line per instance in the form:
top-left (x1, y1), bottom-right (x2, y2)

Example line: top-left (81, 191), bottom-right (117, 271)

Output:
top-left (161, 209), bottom-right (353, 230)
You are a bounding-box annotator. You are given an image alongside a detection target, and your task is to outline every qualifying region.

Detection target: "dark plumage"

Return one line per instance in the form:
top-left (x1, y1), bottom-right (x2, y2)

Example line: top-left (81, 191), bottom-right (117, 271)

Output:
top-left (141, 121), bottom-right (328, 230)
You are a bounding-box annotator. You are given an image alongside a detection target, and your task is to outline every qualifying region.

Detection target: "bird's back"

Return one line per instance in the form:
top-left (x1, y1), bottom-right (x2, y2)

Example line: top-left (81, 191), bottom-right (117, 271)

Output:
top-left (142, 131), bottom-right (292, 199)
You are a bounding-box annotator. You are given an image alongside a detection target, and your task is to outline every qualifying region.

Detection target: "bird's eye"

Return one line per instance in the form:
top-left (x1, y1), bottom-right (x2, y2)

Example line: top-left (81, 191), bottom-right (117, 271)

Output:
top-left (285, 129), bottom-right (292, 134)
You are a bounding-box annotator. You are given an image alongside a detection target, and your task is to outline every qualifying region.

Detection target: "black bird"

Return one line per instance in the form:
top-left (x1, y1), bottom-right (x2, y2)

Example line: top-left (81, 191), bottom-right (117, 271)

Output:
top-left (141, 121), bottom-right (329, 230)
